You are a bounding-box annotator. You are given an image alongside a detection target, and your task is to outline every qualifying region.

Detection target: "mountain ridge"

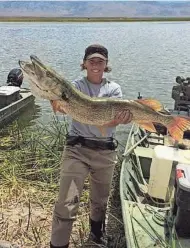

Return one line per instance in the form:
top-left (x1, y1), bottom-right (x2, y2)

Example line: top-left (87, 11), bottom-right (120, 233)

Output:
top-left (0, 1), bottom-right (190, 17)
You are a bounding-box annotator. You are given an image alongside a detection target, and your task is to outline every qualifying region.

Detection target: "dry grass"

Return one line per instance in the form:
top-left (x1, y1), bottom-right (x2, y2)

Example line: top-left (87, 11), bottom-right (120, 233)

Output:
top-left (0, 179), bottom-right (91, 248)
top-left (0, 119), bottom-right (126, 248)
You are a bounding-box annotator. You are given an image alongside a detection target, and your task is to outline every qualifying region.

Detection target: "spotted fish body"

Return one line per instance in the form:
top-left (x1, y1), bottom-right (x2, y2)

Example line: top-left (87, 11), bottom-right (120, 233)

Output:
top-left (19, 55), bottom-right (190, 141)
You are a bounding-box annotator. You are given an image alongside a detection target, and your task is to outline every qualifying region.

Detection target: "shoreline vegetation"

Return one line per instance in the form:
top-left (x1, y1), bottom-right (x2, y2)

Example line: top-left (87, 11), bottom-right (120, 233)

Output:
top-left (0, 16), bottom-right (190, 22)
top-left (0, 117), bottom-right (126, 247)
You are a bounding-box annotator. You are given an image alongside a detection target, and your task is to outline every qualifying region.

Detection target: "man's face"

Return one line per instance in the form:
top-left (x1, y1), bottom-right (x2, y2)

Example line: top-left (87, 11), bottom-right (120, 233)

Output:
top-left (84, 57), bottom-right (107, 78)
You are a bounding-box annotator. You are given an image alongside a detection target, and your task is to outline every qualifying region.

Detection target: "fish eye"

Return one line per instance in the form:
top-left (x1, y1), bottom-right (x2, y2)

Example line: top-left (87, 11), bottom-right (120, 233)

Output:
top-left (46, 71), bottom-right (52, 77)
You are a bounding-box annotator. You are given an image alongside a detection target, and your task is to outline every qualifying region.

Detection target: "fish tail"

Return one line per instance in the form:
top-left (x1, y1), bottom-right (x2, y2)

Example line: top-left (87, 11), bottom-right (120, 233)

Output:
top-left (167, 116), bottom-right (190, 141)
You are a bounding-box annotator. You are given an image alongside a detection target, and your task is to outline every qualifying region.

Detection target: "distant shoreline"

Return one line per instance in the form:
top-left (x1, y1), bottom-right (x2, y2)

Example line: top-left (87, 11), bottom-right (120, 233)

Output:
top-left (0, 17), bottom-right (190, 22)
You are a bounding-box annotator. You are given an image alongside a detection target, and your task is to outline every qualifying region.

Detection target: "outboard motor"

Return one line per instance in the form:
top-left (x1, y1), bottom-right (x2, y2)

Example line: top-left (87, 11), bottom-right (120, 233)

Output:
top-left (176, 76), bottom-right (185, 84)
top-left (7, 68), bottom-right (23, 87)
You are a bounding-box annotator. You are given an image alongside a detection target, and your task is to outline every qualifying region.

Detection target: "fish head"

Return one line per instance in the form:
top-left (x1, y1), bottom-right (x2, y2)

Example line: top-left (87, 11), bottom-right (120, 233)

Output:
top-left (19, 55), bottom-right (65, 100)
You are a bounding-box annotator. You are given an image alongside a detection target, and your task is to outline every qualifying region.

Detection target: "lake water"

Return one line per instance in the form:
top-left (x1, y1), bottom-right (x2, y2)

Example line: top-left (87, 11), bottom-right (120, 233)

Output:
top-left (1, 21), bottom-right (190, 144)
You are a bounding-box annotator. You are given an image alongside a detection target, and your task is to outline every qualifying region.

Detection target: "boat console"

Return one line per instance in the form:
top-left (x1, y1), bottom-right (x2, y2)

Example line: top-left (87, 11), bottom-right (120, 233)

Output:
top-left (0, 86), bottom-right (21, 109)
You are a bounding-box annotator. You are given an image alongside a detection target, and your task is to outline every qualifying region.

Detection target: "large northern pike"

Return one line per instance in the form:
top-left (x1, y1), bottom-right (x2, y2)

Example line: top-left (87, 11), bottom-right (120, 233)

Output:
top-left (19, 55), bottom-right (190, 141)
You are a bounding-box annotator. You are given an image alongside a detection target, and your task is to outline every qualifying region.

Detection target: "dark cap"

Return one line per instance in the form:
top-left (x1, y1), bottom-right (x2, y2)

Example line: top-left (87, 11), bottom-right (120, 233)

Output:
top-left (84, 44), bottom-right (108, 61)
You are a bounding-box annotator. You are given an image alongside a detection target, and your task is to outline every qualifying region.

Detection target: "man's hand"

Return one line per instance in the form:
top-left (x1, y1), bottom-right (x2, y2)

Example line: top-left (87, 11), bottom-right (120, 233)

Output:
top-left (103, 110), bottom-right (132, 127)
top-left (50, 100), bottom-right (66, 114)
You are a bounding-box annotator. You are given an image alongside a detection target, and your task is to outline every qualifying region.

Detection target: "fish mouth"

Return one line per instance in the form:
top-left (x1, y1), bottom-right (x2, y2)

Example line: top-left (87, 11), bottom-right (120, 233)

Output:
top-left (18, 55), bottom-right (50, 93)
top-left (30, 55), bottom-right (48, 71)
top-left (18, 55), bottom-right (64, 100)
top-left (19, 59), bottom-right (34, 73)
top-left (19, 55), bottom-right (58, 81)
top-left (19, 55), bottom-right (47, 74)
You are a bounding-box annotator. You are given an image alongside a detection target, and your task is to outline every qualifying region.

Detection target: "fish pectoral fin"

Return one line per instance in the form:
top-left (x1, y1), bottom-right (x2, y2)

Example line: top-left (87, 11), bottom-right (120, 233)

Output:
top-left (136, 99), bottom-right (163, 112)
top-left (96, 126), bottom-right (107, 137)
top-left (50, 100), bottom-right (66, 114)
top-left (137, 121), bottom-right (157, 133)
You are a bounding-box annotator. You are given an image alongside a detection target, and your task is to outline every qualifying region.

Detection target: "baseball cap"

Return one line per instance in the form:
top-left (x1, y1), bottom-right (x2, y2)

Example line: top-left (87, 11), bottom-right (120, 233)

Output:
top-left (84, 44), bottom-right (108, 61)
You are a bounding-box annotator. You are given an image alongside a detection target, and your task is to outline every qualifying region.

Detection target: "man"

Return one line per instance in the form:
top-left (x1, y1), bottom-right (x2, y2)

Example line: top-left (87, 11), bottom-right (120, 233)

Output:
top-left (50, 44), bottom-right (132, 248)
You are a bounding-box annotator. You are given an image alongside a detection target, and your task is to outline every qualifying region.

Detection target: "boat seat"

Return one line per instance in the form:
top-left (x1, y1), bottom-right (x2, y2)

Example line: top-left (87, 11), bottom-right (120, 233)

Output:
top-left (134, 147), bottom-right (153, 159)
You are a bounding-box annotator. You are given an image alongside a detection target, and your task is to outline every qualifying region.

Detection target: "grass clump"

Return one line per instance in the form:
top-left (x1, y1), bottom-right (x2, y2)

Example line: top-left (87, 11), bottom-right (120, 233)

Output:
top-left (0, 118), bottom-right (66, 247)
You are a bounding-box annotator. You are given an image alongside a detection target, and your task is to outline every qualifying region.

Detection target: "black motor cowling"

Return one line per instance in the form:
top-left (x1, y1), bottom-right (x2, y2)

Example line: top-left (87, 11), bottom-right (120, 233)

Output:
top-left (7, 68), bottom-right (23, 87)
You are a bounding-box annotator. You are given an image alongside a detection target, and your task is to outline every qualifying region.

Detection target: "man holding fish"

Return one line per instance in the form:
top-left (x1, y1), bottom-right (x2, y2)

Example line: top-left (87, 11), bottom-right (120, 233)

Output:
top-left (49, 44), bottom-right (132, 248)
top-left (19, 44), bottom-right (190, 248)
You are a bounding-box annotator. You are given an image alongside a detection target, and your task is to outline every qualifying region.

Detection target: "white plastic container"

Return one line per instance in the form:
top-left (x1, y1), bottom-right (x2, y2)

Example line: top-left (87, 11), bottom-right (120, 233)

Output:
top-left (148, 145), bottom-right (190, 201)
top-left (0, 86), bottom-right (20, 108)
top-left (0, 86), bottom-right (20, 96)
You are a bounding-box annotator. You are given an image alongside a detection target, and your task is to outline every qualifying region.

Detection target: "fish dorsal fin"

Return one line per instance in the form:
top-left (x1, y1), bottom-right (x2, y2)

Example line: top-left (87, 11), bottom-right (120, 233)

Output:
top-left (136, 98), bottom-right (163, 112)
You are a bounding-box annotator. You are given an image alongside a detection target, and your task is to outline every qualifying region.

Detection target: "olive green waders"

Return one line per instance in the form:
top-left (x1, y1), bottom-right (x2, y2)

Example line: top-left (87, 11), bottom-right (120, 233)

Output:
top-left (50, 144), bottom-right (117, 247)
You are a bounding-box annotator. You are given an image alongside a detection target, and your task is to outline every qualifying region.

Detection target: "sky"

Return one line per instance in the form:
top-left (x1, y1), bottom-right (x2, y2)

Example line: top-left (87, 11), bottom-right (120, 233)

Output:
top-left (0, 0), bottom-right (189, 1)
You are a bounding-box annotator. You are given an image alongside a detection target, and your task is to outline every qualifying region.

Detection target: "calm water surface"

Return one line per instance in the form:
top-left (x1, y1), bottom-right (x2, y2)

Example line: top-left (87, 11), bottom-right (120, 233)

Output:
top-left (1, 21), bottom-right (190, 143)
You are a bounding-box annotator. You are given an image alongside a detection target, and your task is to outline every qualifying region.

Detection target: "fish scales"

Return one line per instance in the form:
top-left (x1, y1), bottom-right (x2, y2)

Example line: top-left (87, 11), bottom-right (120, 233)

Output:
top-left (18, 55), bottom-right (190, 141)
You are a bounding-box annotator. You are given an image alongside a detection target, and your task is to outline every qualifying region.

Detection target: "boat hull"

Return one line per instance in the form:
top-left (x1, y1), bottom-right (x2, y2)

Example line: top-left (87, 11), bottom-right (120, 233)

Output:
top-left (120, 123), bottom-right (190, 248)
